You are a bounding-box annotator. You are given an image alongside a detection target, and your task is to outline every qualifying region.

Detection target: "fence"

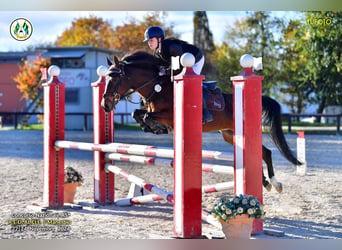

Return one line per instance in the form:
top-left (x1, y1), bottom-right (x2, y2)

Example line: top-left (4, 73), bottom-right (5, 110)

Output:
top-left (283, 113), bottom-right (342, 135)
top-left (0, 112), bottom-right (132, 130)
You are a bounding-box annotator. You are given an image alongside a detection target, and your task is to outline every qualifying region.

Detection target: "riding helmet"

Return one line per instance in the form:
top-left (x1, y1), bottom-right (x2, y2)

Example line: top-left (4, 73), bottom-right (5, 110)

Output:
top-left (143, 26), bottom-right (165, 42)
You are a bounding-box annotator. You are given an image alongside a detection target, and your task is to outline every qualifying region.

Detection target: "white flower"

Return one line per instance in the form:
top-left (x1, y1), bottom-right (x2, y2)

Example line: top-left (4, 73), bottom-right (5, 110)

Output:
top-left (247, 208), bottom-right (255, 215)
top-left (225, 209), bottom-right (232, 215)
top-left (237, 207), bottom-right (244, 214)
top-left (249, 199), bottom-right (256, 206)
top-left (242, 199), bottom-right (248, 205)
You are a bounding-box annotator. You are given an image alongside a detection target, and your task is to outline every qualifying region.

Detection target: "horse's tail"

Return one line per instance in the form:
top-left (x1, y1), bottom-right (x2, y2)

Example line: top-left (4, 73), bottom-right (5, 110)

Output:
top-left (262, 96), bottom-right (302, 165)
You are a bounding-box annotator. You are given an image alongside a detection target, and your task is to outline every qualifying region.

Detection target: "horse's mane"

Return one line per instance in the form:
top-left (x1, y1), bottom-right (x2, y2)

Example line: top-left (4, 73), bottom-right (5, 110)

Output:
top-left (120, 50), bottom-right (168, 70)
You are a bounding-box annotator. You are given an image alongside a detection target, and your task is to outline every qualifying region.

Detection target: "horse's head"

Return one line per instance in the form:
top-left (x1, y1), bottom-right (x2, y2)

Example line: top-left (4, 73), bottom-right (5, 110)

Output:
top-left (101, 56), bottom-right (130, 112)
top-left (101, 51), bottom-right (168, 113)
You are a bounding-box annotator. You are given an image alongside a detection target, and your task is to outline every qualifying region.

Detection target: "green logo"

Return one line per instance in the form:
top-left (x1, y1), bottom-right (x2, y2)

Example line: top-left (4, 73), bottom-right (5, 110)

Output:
top-left (10, 18), bottom-right (33, 41)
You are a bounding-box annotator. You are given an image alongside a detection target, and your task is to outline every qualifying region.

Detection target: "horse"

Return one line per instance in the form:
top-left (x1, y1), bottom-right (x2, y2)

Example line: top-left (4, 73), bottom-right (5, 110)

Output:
top-left (101, 50), bottom-right (302, 193)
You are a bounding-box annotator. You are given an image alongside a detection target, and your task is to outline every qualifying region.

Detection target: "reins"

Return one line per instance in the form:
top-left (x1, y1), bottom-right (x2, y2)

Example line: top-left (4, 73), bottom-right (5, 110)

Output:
top-left (103, 62), bottom-right (161, 106)
top-left (121, 74), bottom-right (160, 103)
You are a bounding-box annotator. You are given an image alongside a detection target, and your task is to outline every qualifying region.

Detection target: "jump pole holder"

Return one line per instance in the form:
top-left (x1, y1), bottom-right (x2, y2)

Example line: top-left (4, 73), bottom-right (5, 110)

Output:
top-left (43, 65), bottom-right (114, 207)
top-left (173, 53), bottom-right (204, 238)
top-left (296, 131), bottom-right (306, 176)
top-left (231, 54), bottom-right (264, 234)
top-left (92, 66), bottom-right (114, 204)
top-left (43, 66), bottom-right (65, 208)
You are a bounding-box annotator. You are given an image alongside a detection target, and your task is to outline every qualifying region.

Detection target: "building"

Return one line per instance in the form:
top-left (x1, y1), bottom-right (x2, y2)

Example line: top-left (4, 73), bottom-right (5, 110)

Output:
top-left (1, 46), bottom-right (142, 129)
top-left (0, 51), bottom-right (36, 124)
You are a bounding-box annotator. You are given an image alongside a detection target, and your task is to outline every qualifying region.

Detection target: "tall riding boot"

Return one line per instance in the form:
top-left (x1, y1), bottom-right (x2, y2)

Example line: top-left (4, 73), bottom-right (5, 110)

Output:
top-left (202, 96), bottom-right (213, 124)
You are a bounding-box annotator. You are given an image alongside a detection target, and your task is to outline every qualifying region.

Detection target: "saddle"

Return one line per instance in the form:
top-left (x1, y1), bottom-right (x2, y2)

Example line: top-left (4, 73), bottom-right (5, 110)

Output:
top-left (203, 81), bottom-right (225, 111)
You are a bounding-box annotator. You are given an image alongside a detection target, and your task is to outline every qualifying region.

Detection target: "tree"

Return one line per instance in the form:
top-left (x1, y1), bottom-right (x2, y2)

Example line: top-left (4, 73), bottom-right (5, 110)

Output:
top-left (13, 56), bottom-right (51, 103)
top-left (193, 11), bottom-right (217, 80)
top-left (303, 11), bottom-right (342, 113)
top-left (224, 11), bottom-right (283, 95)
top-left (278, 17), bottom-right (311, 113)
top-left (112, 12), bottom-right (176, 56)
top-left (211, 42), bottom-right (240, 93)
top-left (55, 15), bottom-right (114, 48)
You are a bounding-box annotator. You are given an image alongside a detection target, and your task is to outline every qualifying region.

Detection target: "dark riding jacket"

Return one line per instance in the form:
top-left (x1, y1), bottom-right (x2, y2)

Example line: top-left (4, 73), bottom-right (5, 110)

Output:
top-left (154, 38), bottom-right (204, 75)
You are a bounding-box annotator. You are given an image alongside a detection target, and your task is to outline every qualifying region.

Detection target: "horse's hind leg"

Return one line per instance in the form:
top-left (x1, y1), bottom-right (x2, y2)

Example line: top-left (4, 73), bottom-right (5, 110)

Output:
top-left (220, 129), bottom-right (275, 192)
top-left (263, 145), bottom-right (282, 193)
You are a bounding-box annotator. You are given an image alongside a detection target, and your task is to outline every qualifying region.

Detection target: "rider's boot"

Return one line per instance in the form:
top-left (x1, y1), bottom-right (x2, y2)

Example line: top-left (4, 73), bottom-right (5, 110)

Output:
top-left (202, 97), bottom-right (213, 124)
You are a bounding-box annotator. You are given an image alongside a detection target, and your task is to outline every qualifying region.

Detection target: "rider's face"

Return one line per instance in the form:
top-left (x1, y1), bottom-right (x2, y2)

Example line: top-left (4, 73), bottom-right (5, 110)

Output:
top-left (147, 37), bottom-right (159, 50)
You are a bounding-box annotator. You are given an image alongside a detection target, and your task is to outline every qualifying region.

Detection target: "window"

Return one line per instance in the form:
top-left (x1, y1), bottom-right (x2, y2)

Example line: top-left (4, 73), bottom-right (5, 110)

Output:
top-left (51, 58), bottom-right (85, 68)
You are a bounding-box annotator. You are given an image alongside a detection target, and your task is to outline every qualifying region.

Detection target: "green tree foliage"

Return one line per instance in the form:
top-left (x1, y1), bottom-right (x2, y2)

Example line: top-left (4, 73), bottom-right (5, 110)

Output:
top-left (213, 11), bottom-right (283, 95)
top-left (236, 12), bottom-right (282, 95)
top-left (193, 11), bottom-right (217, 80)
top-left (280, 11), bottom-right (342, 113)
top-left (303, 11), bottom-right (342, 113)
top-left (55, 15), bottom-right (114, 48)
top-left (279, 17), bottom-right (311, 113)
top-left (210, 43), bottom-right (240, 93)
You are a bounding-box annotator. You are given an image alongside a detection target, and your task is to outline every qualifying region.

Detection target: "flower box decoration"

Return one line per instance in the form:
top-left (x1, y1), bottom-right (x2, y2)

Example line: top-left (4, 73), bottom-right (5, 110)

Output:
top-left (211, 194), bottom-right (265, 239)
top-left (64, 166), bottom-right (84, 203)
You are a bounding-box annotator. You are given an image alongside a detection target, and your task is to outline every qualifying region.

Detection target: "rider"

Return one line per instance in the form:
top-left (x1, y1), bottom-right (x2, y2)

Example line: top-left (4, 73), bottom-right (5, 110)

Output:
top-left (143, 25), bottom-right (213, 124)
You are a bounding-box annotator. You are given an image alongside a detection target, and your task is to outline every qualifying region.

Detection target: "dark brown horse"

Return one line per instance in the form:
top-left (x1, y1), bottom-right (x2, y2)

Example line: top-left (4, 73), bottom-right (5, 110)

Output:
top-left (101, 50), bottom-right (302, 193)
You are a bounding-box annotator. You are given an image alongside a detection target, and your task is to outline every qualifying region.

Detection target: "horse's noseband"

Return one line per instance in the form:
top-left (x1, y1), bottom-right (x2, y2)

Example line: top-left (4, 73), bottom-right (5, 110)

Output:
top-left (103, 67), bottom-right (123, 104)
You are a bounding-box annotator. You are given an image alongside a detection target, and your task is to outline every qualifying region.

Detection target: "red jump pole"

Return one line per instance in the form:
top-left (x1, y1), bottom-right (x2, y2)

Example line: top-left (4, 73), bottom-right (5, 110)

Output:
top-left (43, 65), bottom-right (65, 208)
top-left (173, 53), bottom-right (204, 238)
top-left (92, 65), bottom-right (114, 204)
top-left (231, 54), bottom-right (263, 234)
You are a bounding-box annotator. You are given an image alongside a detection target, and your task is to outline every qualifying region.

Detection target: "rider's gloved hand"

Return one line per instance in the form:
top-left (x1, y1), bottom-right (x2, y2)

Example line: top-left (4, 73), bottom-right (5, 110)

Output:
top-left (159, 68), bottom-right (166, 76)
top-left (159, 67), bottom-right (171, 76)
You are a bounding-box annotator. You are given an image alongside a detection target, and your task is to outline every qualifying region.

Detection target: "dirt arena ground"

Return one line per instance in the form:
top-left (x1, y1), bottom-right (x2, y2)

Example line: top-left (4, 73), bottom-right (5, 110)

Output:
top-left (0, 129), bottom-right (341, 239)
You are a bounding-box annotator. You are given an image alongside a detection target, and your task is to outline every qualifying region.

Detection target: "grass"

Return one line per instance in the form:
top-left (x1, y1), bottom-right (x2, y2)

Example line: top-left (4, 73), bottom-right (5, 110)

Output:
top-left (18, 123), bottom-right (44, 130)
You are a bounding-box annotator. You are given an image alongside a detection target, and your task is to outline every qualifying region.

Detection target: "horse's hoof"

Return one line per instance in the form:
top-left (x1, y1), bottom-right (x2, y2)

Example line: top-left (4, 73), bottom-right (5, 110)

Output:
top-left (274, 183), bottom-right (283, 193)
top-left (265, 183), bottom-right (272, 192)
top-left (270, 176), bottom-right (283, 193)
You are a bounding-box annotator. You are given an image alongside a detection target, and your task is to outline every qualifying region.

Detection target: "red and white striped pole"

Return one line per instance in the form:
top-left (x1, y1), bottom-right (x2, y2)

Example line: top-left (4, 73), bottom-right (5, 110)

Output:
top-left (43, 65), bottom-right (65, 208)
top-left (173, 53), bottom-right (204, 238)
top-left (231, 54), bottom-right (263, 234)
top-left (92, 65), bottom-right (115, 204)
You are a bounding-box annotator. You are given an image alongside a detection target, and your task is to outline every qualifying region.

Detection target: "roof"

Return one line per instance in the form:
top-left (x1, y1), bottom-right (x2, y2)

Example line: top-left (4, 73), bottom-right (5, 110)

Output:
top-left (0, 51), bottom-right (36, 63)
top-left (38, 46), bottom-right (121, 58)
top-left (40, 50), bottom-right (87, 58)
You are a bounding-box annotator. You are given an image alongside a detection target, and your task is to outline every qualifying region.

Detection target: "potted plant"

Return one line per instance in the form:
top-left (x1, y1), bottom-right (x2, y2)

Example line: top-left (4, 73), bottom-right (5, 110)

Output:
top-left (64, 166), bottom-right (84, 203)
top-left (211, 194), bottom-right (265, 239)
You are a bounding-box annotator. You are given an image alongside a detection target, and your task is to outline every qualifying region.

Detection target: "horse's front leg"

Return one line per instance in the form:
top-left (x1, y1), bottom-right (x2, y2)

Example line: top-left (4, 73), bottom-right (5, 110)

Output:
top-left (132, 109), bottom-right (154, 133)
top-left (143, 112), bottom-right (170, 134)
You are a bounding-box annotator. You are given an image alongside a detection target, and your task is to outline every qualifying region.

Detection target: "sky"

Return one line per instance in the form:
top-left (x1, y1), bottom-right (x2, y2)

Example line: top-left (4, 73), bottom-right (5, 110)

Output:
top-left (0, 11), bottom-right (297, 52)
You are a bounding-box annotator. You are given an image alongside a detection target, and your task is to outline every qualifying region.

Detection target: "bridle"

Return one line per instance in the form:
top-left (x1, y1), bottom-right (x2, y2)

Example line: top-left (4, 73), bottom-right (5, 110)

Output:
top-left (102, 62), bottom-right (161, 107)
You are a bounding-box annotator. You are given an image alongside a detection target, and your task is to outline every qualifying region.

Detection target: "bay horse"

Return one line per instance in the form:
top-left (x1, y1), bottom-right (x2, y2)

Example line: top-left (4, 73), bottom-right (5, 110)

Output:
top-left (101, 50), bottom-right (302, 193)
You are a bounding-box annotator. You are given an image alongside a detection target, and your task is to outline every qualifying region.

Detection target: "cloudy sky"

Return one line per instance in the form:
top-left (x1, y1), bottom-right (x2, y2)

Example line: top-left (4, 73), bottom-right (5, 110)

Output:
top-left (0, 11), bottom-right (253, 52)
